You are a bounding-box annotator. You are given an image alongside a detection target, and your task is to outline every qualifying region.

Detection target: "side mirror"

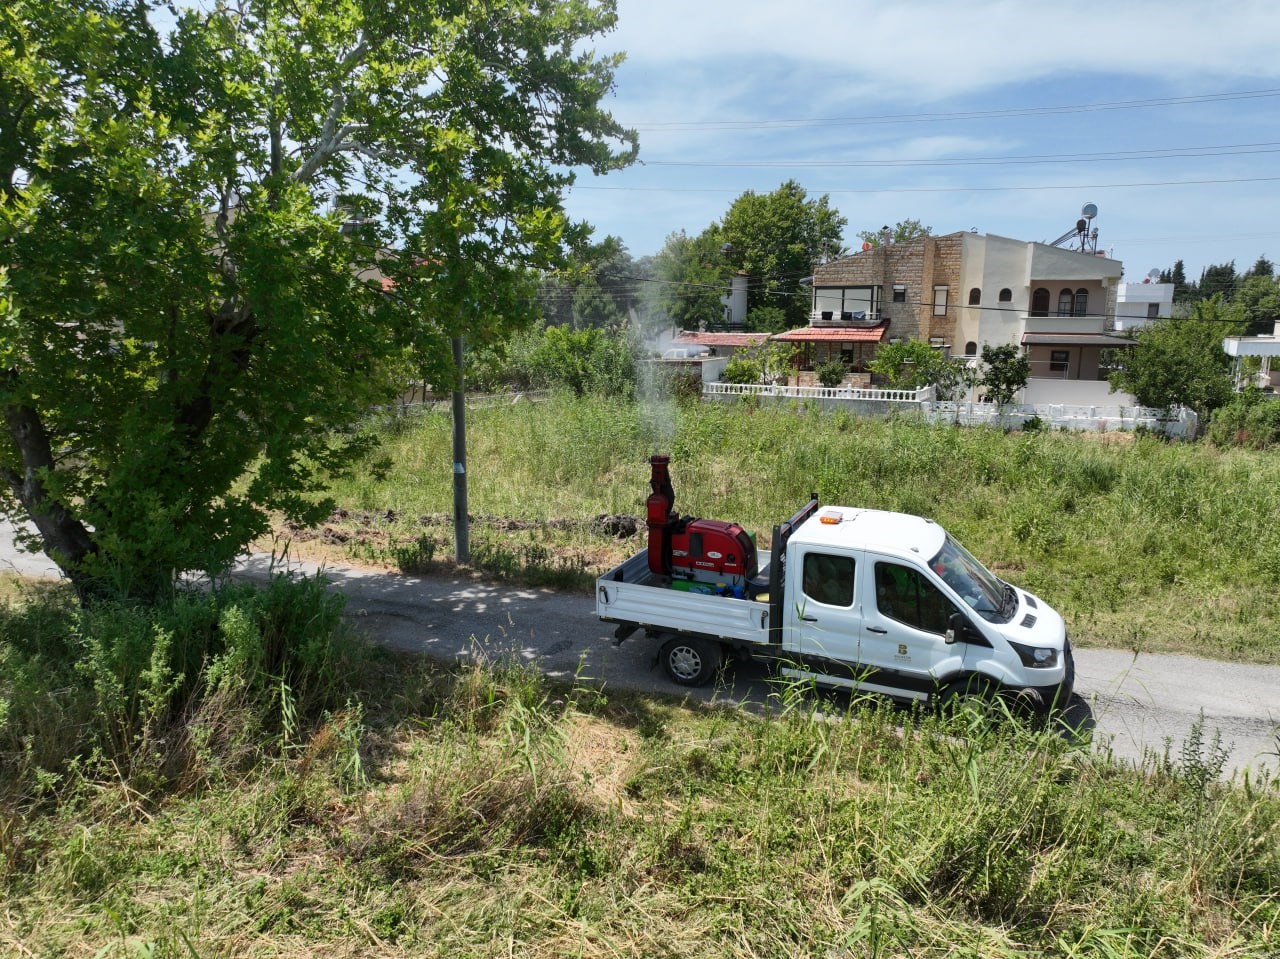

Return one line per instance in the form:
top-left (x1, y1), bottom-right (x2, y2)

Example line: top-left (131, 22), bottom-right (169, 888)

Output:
top-left (945, 611), bottom-right (964, 645)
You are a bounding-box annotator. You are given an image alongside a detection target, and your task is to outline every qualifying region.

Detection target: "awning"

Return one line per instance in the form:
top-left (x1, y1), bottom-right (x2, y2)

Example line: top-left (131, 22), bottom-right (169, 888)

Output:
top-left (775, 324), bottom-right (888, 343)
top-left (1021, 332), bottom-right (1136, 347)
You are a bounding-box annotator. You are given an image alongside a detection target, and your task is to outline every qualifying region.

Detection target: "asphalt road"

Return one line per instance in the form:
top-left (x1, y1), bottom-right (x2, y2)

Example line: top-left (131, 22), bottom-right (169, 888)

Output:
top-left (4, 519), bottom-right (1277, 779)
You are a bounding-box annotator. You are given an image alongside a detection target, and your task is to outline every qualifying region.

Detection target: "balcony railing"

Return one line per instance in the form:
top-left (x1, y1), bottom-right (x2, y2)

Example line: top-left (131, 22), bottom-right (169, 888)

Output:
top-left (809, 310), bottom-right (882, 326)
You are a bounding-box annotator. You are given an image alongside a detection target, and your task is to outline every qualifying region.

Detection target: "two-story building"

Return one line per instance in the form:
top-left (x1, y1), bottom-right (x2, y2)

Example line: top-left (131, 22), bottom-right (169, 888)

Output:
top-left (805, 231), bottom-right (1135, 401)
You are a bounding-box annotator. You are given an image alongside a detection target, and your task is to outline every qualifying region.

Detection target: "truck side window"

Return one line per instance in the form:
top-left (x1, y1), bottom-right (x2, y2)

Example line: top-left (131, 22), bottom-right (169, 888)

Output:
top-left (875, 562), bottom-right (953, 634)
top-left (802, 553), bottom-right (855, 607)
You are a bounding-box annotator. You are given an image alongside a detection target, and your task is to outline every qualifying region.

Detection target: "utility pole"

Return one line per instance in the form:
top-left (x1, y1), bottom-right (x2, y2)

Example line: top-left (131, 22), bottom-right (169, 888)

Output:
top-left (451, 334), bottom-right (469, 564)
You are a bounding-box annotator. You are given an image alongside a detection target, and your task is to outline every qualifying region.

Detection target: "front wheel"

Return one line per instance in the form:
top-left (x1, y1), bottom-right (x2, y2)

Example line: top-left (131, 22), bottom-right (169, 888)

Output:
top-left (659, 635), bottom-right (723, 687)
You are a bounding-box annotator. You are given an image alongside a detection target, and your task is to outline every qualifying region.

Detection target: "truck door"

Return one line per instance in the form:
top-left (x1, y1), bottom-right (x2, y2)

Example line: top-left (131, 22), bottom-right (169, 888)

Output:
top-left (788, 549), bottom-right (862, 682)
top-left (861, 556), bottom-right (967, 694)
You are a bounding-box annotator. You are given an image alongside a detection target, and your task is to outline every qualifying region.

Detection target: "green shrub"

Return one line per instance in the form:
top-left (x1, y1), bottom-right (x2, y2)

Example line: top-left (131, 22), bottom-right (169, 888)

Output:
top-left (0, 575), bottom-right (362, 802)
top-left (1207, 390), bottom-right (1280, 448)
top-left (816, 360), bottom-right (846, 387)
top-left (721, 355), bottom-right (762, 384)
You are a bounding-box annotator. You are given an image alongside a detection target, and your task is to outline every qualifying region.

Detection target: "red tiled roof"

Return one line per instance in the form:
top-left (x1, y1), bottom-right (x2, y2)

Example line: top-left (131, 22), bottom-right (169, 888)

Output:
top-left (674, 332), bottom-right (770, 347)
top-left (774, 325), bottom-right (888, 343)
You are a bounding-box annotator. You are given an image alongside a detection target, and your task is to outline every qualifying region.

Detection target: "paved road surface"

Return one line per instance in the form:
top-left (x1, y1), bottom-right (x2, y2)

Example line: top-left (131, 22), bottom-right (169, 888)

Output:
top-left (5, 520), bottom-right (1277, 779)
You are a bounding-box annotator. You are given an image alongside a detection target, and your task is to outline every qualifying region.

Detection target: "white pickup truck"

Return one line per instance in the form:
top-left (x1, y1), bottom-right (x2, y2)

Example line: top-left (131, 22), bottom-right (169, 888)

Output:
top-left (597, 496), bottom-right (1074, 711)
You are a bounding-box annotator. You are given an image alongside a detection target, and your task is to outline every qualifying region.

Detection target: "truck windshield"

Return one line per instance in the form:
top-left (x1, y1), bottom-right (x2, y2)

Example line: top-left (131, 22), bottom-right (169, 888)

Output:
top-left (928, 535), bottom-right (1010, 623)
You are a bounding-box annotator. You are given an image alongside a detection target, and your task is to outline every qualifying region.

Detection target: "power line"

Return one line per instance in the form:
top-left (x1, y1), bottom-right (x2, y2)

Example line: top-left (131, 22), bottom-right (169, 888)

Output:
top-left (639, 142), bottom-right (1280, 170)
top-left (572, 175), bottom-right (1280, 196)
top-left (632, 88), bottom-right (1280, 132)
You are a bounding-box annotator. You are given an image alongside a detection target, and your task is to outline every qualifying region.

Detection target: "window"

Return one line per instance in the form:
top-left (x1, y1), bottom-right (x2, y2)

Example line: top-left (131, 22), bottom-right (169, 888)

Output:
top-left (1057, 289), bottom-right (1075, 316)
top-left (932, 285), bottom-right (949, 317)
top-left (968, 287), bottom-right (981, 305)
top-left (1074, 288), bottom-right (1089, 316)
top-left (802, 553), bottom-right (855, 608)
top-left (874, 562), bottom-right (954, 635)
top-left (1147, 302), bottom-right (1160, 320)
top-left (1030, 288), bottom-right (1050, 317)
top-left (892, 284), bottom-right (907, 303)
top-left (998, 288), bottom-right (1012, 303)
top-left (1050, 349), bottom-right (1069, 374)
top-left (965, 340), bottom-right (978, 356)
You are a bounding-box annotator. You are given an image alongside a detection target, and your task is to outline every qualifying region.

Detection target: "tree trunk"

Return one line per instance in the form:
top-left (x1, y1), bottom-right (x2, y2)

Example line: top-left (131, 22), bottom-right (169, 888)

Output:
top-left (3, 399), bottom-right (100, 596)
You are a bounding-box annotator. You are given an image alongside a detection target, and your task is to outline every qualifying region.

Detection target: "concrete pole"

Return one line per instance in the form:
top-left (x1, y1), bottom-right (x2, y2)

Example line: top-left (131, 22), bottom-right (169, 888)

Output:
top-left (451, 335), bottom-right (469, 564)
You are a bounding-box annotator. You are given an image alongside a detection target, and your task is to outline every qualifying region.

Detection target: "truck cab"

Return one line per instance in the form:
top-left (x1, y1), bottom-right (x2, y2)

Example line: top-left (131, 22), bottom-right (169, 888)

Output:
top-left (778, 507), bottom-right (1072, 709)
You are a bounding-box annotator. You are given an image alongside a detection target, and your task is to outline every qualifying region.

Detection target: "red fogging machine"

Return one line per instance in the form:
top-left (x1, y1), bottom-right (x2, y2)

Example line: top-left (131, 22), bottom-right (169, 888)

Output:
top-left (646, 455), bottom-right (759, 590)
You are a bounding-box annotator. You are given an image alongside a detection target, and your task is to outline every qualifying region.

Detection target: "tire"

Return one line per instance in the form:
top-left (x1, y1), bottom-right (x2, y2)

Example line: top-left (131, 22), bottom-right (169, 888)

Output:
top-left (936, 674), bottom-right (1002, 716)
top-left (659, 635), bottom-right (723, 687)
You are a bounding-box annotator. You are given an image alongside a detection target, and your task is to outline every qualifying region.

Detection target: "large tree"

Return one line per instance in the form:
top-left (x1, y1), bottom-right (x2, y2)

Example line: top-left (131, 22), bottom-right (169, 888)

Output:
top-left (651, 228), bottom-right (728, 331)
top-left (1, 0), bottom-right (636, 600)
top-left (720, 180), bottom-right (847, 328)
top-left (1108, 299), bottom-right (1244, 418)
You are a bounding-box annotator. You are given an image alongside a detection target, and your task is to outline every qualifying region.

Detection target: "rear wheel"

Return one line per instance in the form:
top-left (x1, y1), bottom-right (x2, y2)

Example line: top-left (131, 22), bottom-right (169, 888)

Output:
top-left (659, 635), bottom-right (722, 687)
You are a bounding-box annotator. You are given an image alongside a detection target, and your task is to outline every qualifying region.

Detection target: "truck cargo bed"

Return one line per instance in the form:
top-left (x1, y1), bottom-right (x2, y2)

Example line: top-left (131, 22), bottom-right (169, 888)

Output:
top-left (596, 550), bottom-right (771, 646)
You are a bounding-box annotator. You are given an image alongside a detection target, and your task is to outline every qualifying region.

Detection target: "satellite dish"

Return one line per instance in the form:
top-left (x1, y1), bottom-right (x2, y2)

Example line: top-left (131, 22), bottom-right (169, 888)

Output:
top-left (1081, 202), bottom-right (1098, 221)
top-left (1147, 268), bottom-right (1161, 281)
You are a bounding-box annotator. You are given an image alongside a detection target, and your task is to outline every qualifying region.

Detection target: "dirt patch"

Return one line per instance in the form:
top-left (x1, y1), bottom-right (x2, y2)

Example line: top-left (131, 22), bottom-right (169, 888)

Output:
top-left (563, 713), bottom-right (643, 814)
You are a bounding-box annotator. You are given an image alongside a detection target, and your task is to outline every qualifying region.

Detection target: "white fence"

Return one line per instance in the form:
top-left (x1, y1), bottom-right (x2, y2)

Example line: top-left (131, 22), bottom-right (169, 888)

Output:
top-left (702, 381), bottom-right (1195, 436)
top-left (923, 401), bottom-right (1198, 437)
top-left (704, 382), bottom-right (935, 403)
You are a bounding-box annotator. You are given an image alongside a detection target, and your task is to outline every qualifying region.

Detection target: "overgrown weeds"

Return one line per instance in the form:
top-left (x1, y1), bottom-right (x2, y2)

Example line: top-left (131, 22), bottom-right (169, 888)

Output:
top-left (322, 394), bottom-right (1280, 662)
top-left (1, 594), bottom-right (1277, 957)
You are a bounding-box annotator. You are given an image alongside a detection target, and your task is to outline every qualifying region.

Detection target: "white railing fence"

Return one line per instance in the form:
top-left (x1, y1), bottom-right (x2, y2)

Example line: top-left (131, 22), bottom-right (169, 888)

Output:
top-left (704, 382), bottom-right (935, 404)
top-left (701, 380), bottom-right (1195, 436)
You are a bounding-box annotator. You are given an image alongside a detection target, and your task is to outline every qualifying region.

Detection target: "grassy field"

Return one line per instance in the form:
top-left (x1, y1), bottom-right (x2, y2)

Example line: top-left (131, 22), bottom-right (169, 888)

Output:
top-left (4, 636), bottom-right (1277, 958)
top-left (317, 393), bottom-right (1280, 664)
top-left (9, 393), bottom-right (1280, 956)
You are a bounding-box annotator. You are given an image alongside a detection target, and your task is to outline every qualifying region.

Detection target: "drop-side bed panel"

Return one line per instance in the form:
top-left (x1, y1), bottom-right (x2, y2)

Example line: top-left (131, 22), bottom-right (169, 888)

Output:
top-left (596, 551), bottom-right (771, 646)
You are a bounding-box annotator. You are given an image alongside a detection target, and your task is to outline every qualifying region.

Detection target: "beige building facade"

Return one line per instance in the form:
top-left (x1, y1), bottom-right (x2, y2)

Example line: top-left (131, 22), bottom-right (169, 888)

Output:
top-left (811, 231), bottom-right (1128, 384)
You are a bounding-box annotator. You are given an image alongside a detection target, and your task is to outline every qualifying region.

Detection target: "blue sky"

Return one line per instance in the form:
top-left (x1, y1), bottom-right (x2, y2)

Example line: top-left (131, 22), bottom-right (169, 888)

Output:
top-left (563, 0), bottom-right (1280, 281)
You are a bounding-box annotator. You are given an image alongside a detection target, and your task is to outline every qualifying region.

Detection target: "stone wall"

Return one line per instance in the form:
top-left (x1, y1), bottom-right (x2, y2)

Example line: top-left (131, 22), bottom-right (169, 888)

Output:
top-left (813, 233), bottom-right (963, 344)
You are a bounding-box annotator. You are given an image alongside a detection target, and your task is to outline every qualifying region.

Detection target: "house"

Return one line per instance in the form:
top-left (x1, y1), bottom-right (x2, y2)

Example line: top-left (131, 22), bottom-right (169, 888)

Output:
top-left (807, 230), bottom-right (1136, 402)
top-left (1114, 278), bottom-right (1175, 332)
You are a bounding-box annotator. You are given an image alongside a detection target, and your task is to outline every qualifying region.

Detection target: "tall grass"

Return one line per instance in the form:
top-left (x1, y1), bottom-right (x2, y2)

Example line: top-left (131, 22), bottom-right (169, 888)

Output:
top-left (3, 636), bottom-right (1276, 957)
top-left (325, 394), bottom-right (1280, 662)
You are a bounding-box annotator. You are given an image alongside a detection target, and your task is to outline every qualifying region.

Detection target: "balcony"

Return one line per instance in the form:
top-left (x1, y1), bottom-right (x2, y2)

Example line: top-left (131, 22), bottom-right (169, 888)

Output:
top-left (809, 310), bottom-right (882, 327)
top-left (1021, 313), bottom-right (1110, 335)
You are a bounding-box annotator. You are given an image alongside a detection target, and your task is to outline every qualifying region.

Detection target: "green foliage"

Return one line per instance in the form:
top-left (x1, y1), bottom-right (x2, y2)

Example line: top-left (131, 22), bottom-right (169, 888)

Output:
top-left (857, 217), bottom-right (933, 247)
top-left (721, 355), bottom-right (763, 384)
top-left (0, 576), bottom-right (358, 799)
top-left (816, 360), bottom-right (846, 388)
top-left (720, 180), bottom-right (848, 328)
top-left (0, 0), bottom-right (636, 602)
top-left (1109, 298), bottom-right (1244, 417)
top-left (511, 323), bottom-right (637, 398)
top-left (1237, 273), bottom-right (1280, 336)
top-left (868, 339), bottom-right (948, 390)
top-left (745, 304), bottom-right (789, 333)
top-left (3, 652), bottom-right (1278, 956)
top-left (652, 229), bottom-right (727, 331)
top-left (1206, 389), bottom-right (1280, 448)
top-left (979, 343), bottom-right (1031, 407)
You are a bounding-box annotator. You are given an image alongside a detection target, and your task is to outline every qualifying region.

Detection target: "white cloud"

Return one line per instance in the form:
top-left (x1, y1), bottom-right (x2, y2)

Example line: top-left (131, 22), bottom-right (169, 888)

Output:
top-left (611, 0), bottom-right (1280, 104)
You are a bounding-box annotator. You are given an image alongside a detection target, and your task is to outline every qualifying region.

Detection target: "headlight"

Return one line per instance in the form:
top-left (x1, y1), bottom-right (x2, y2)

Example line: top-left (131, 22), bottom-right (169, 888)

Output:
top-left (1008, 640), bottom-right (1059, 669)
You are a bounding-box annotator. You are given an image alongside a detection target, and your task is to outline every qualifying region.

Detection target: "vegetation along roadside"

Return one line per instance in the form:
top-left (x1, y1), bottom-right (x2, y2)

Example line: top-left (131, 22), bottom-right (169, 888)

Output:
top-left (314, 393), bottom-right (1280, 665)
top-left (1, 573), bottom-right (1276, 957)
